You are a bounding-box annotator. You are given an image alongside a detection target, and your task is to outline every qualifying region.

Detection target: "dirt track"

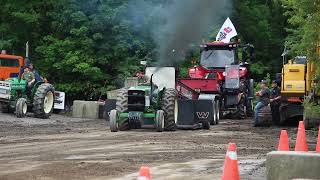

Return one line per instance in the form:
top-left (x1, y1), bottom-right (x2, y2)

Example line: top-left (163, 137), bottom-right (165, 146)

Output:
top-left (0, 113), bottom-right (318, 180)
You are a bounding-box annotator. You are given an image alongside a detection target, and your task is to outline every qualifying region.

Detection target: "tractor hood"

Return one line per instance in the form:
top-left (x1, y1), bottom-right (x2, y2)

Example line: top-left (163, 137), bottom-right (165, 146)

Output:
top-left (5, 78), bottom-right (27, 89)
top-left (0, 78), bottom-right (26, 99)
top-left (129, 85), bottom-right (151, 91)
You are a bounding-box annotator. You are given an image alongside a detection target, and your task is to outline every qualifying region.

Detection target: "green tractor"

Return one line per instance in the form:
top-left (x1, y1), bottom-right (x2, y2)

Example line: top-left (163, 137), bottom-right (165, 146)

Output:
top-left (109, 67), bottom-right (178, 132)
top-left (0, 78), bottom-right (55, 118)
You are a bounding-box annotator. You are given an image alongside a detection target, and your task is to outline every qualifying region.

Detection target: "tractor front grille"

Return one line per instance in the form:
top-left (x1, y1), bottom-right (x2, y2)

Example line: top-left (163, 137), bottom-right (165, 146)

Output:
top-left (0, 81), bottom-right (10, 88)
top-left (128, 90), bottom-right (145, 111)
top-left (0, 81), bottom-right (11, 99)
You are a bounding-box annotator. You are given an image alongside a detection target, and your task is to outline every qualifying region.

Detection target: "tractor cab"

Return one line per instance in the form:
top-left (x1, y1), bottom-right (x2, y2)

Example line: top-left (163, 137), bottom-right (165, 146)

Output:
top-left (200, 42), bottom-right (238, 70)
top-left (188, 42), bottom-right (253, 81)
top-left (0, 50), bottom-right (25, 81)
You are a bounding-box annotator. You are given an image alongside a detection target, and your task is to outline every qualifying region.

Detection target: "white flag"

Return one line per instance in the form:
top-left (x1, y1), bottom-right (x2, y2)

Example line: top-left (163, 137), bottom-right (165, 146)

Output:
top-left (216, 17), bottom-right (238, 43)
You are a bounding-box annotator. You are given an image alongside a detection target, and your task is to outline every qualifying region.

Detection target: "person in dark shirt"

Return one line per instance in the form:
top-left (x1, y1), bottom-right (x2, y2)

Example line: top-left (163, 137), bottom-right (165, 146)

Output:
top-left (28, 63), bottom-right (42, 82)
top-left (254, 80), bottom-right (270, 125)
top-left (270, 80), bottom-right (281, 125)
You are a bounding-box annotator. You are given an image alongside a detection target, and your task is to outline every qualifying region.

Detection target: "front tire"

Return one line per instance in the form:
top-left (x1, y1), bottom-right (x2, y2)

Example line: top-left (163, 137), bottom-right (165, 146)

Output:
top-left (162, 88), bottom-right (177, 131)
top-left (16, 98), bottom-right (27, 118)
top-left (33, 83), bottom-right (55, 119)
top-left (210, 101), bottom-right (217, 125)
top-left (155, 110), bottom-right (164, 132)
top-left (109, 110), bottom-right (119, 132)
top-left (215, 99), bottom-right (220, 124)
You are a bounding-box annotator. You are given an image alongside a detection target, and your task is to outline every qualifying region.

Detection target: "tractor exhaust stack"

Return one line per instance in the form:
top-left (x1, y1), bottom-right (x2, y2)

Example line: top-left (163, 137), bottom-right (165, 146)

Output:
top-left (25, 41), bottom-right (30, 65)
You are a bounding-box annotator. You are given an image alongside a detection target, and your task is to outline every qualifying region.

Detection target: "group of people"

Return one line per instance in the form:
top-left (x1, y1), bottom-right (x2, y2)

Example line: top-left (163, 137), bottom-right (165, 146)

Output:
top-left (254, 80), bottom-right (281, 126)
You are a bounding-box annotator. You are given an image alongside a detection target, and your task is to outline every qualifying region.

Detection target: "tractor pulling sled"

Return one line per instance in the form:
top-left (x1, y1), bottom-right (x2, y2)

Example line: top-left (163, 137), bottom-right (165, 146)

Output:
top-left (109, 41), bottom-right (256, 132)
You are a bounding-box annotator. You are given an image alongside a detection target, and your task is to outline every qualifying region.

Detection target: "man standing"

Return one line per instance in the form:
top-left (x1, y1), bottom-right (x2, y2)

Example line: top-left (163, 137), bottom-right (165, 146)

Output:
top-left (270, 80), bottom-right (281, 125)
top-left (254, 80), bottom-right (270, 125)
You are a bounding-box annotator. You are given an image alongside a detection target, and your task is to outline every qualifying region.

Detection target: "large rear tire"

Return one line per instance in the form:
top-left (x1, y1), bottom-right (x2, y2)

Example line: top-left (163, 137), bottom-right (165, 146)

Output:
top-left (33, 83), bottom-right (55, 119)
top-left (246, 99), bottom-right (254, 117)
top-left (233, 95), bottom-right (246, 119)
top-left (16, 98), bottom-right (27, 118)
top-left (161, 88), bottom-right (177, 131)
top-left (116, 88), bottom-right (130, 131)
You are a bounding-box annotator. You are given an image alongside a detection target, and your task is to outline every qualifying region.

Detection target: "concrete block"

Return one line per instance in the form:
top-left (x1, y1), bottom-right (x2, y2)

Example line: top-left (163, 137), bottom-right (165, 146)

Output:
top-left (125, 77), bottom-right (139, 88)
top-left (107, 89), bottom-right (119, 100)
top-left (266, 151), bottom-right (320, 180)
top-left (72, 100), bottom-right (100, 119)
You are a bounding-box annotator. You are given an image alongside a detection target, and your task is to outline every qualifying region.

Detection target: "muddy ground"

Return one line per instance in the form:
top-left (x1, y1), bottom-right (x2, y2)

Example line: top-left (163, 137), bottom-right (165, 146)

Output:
top-left (0, 113), bottom-right (318, 180)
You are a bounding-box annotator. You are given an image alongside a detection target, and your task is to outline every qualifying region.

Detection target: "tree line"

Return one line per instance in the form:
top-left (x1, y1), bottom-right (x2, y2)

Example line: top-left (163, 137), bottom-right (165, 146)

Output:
top-left (0, 0), bottom-right (318, 100)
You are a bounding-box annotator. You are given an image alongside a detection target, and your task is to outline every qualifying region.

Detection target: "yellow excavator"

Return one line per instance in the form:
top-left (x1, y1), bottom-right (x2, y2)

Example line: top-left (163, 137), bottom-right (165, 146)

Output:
top-left (279, 42), bottom-right (320, 127)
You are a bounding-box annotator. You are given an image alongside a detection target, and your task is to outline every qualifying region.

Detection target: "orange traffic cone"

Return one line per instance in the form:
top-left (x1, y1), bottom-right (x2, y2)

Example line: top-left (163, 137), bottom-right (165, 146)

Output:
top-left (295, 121), bottom-right (308, 152)
top-left (221, 143), bottom-right (240, 180)
top-left (278, 129), bottom-right (290, 151)
top-left (138, 166), bottom-right (151, 180)
top-left (316, 126), bottom-right (320, 153)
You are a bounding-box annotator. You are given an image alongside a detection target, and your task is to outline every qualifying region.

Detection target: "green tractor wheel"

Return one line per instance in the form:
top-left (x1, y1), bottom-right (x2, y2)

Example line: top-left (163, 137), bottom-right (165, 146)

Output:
top-left (33, 83), bottom-right (55, 119)
top-left (109, 109), bottom-right (119, 132)
top-left (161, 88), bottom-right (177, 131)
top-left (116, 88), bottom-right (130, 131)
top-left (155, 110), bottom-right (164, 132)
top-left (16, 98), bottom-right (27, 118)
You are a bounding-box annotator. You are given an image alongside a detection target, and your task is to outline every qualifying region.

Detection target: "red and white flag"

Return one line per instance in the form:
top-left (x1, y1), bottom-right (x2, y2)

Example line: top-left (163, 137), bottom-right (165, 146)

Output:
top-left (216, 17), bottom-right (238, 43)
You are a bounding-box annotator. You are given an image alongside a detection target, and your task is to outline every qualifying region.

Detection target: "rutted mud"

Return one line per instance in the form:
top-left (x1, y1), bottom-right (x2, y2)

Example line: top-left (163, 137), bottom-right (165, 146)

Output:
top-left (0, 113), bottom-right (316, 179)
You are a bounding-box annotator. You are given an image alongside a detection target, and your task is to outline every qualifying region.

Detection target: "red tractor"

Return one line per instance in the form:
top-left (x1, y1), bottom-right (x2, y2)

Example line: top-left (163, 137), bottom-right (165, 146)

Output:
top-left (176, 41), bottom-right (255, 122)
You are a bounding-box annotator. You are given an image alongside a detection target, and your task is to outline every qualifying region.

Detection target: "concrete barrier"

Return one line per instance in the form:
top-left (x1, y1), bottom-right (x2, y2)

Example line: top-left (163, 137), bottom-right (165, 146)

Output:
top-left (125, 77), bottom-right (139, 87)
top-left (72, 101), bottom-right (102, 119)
top-left (266, 151), bottom-right (320, 180)
top-left (107, 89), bottom-right (119, 100)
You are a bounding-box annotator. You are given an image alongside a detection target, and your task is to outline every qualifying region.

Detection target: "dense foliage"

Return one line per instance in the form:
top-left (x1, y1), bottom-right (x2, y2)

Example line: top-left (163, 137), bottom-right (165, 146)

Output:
top-left (282, 0), bottom-right (319, 61)
top-left (0, 0), bottom-right (317, 100)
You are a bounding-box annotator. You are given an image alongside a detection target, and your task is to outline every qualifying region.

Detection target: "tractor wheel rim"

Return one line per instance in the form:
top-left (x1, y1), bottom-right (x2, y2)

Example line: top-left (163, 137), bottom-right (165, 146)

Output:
top-left (213, 102), bottom-right (217, 123)
top-left (174, 99), bottom-right (178, 123)
top-left (161, 112), bottom-right (164, 129)
top-left (116, 111), bottom-right (119, 129)
top-left (216, 102), bottom-right (220, 121)
top-left (44, 91), bottom-right (54, 114)
top-left (23, 102), bottom-right (27, 114)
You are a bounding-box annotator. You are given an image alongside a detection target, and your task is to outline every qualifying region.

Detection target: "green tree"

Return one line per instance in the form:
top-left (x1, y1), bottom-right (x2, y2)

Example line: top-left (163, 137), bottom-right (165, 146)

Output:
top-left (233, 0), bottom-right (287, 79)
top-left (282, 0), bottom-right (320, 61)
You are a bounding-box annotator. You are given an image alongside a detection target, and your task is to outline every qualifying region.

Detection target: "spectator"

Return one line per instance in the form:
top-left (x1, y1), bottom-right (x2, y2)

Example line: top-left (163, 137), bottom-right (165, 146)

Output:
top-left (254, 80), bottom-right (270, 126)
top-left (270, 80), bottom-right (281, 125)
